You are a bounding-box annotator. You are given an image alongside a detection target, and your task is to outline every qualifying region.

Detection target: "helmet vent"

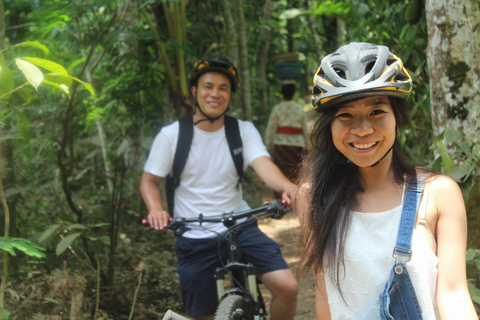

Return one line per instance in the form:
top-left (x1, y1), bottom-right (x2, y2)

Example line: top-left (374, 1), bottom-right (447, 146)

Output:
top-left (396, 70), bottom-right (409, 81)
top-left (365, 60), bottom-right (376, 74)
top-left (334, 68), bottom-right (346, 80)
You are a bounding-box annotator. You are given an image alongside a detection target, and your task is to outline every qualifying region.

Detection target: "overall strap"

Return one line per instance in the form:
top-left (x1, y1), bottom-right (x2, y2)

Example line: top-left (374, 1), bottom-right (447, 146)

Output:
top-left (224, 115), bottom-right (244, 187)
top-left (392, 172), bottom-right (426, 274)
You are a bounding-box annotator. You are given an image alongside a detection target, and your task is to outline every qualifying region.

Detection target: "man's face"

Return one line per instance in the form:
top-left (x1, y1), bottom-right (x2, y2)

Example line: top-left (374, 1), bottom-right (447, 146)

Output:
top-left (191, 72), bottom-right (234, 118)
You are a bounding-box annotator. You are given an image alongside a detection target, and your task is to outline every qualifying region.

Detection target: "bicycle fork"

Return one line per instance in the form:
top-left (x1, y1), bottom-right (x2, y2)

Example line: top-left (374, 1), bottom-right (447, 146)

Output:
top-left (215, 262), bottom-right (258, 302)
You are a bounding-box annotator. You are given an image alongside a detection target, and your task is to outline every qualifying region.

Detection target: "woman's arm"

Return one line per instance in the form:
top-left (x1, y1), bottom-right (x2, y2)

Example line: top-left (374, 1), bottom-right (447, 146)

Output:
top-left (432, 175), bottom-right (477, 319)
top-left (315, 270), bottom-right (332, 320)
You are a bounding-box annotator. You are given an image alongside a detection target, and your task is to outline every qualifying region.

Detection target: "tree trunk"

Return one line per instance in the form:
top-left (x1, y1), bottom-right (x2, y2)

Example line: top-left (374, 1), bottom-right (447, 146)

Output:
top-left (425, 0), bottom-right (480, 142)
top-left (234, 0), bottom-right (252, 121)
top-left (303, 0), bottom-right (323, 52)
top-left (425, 0), bottom-right (480, 247)
top-left (221, 0), bottom-right (239, 67)
top-left (258, 0), bottom-right (271, 113)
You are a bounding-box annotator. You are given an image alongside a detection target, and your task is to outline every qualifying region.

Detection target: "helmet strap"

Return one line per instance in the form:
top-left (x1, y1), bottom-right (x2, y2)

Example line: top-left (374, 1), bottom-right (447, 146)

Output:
top-left (345, 144), bottom-right (395, 168)
top-left (369, 145), bottom-right (394, 167)
top-left (192, 97), bottom-right (230, 126)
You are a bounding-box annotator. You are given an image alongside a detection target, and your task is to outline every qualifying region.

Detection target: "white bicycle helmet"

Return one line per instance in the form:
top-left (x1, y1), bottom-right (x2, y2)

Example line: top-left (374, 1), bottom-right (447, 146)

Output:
top-left (311, 42), bottom-right (412, 112)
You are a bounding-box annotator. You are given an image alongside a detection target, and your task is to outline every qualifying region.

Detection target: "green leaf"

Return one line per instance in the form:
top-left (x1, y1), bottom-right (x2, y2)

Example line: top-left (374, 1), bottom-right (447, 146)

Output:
top-left (13, 107), bottom-right (30, 140)
top-left (56, 233), bottom-right (81, 256)
top-left (98, 236), bottom-right (110, 246)
top-left (444, 127), bottom-right (463, 144)
top-left (0, 64), bottom-right (14, 100)
top-left (2, 309), bottom-right (10, 320)
top-left (44, 73), bottom-right (73, 88)
top-left (67, 224), bottom-right (87, 230)
top-left (22, 57), bottom-right (68, 76)
top-left (456, 141), bottom-right (470, 156)
top-left (468, 283), bottom-right (480, 304)
top-left (431, 156), bottom-right (442, 172)
top-left (42, 79), bottom-right (70, 96)
top-left (450, 160), bottom-right (474, 182)
top-left (468, 283), bottom-right (480, 295)
top-left (436, 134), bottom-right (455, 173)
top-left (15, 59), bottom-right (44, 90)
top-left (279, 8), bottom-right (306, 19)
top-left (473, 144), bottom-right (480, 159)
top-left (16, 86), bottom-right (36, 104)
top-left (466, 248), bottom-right (480, 261)
top-left (38, 224), bottom-right (61, 243)
top-left (475, 259), bottom-right (480, 271)
top-left (0, 237), bottom-right (46, 258)
top-left (70, 76), bottom-right (95, 96)
top-left (91, 223), bottom-right (110, 228)
top-left (116, 139), bottom-right (129, 156)
top-left (43, 297), bottom-right (59, 304)
top-left (11, 41), bottom-right (49, 56)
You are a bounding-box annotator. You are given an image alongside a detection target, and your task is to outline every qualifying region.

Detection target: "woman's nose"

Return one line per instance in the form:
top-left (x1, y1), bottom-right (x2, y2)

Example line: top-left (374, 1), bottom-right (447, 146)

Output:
top-left (351, 118), bottom-right (373, 136)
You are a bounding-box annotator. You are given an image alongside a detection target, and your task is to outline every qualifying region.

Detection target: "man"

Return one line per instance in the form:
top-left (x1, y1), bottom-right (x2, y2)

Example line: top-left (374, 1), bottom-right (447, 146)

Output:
top-left (140, 55), bottom-right (297, 320)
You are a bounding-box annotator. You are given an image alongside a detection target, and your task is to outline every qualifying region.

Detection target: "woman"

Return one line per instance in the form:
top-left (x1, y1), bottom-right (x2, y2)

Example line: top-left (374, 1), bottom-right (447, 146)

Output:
top-left (265, 80), bottom-right (310, 198)
top-left (296, 42), bottom-right (477, 319)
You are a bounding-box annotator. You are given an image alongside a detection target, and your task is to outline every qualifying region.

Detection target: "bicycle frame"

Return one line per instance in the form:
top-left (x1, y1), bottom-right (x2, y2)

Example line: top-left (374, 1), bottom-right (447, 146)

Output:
top-left (214, 219), bottom-right (267, 318)
top-left (144, 200), bottom-right (289, 319)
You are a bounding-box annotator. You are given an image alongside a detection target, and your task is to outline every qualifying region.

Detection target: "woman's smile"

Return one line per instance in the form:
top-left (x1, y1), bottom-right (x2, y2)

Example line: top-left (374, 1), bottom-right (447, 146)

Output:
top-left (350, 141), bottom-right (378, 150)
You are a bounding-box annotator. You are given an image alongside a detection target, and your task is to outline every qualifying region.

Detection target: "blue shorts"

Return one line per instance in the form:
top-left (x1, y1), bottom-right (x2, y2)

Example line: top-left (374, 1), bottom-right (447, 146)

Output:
top-left (174, 218), bottom-right (289, 317)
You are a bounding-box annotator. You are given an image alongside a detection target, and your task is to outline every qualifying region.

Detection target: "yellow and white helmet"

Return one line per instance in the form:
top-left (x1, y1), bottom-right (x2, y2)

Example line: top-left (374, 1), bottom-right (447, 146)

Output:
top-left (311, 42), bottom-right (412, 112)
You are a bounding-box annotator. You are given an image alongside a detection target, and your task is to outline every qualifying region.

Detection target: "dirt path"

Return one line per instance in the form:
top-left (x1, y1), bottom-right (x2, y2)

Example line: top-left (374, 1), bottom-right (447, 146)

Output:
top-left (257, 212), bottom-right (316, 319)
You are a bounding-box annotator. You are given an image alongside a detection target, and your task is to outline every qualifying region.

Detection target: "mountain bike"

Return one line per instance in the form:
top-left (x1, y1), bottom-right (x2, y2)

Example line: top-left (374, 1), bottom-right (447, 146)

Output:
top-left (144, 200), bottom-right (290, 320)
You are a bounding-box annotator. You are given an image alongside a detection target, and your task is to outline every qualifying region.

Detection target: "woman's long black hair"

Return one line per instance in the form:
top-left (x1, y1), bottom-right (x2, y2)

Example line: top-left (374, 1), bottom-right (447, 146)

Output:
top-left (297, 97), bottom-right (417, 294)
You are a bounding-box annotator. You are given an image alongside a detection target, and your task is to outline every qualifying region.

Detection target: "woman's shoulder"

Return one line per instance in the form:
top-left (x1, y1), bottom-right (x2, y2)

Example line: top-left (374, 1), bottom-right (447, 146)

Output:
top-left (419, 171), bottom-right (464, 216)
top-left (423, 172), bottom-right (460, 193)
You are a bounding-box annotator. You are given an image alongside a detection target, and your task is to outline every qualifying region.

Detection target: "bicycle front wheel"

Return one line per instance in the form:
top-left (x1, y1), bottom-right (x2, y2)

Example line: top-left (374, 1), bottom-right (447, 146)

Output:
top-left (214, 295), bottom-right (254, 320)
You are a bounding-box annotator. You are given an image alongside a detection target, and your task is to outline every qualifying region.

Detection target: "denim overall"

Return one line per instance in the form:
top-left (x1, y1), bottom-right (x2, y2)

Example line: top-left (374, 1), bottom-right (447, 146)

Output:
top-left (379, 175), bottom-right (425, 320)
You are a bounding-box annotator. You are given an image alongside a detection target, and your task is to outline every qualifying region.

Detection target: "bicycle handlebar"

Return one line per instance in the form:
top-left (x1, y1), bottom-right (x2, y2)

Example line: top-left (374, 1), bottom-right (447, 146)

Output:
top-left (142, 200), bottom-right (290, 236)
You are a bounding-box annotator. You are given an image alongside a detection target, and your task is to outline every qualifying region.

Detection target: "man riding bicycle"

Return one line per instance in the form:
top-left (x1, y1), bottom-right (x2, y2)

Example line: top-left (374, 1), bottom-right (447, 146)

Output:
top-left (140, 55), bottom-right (298, 320)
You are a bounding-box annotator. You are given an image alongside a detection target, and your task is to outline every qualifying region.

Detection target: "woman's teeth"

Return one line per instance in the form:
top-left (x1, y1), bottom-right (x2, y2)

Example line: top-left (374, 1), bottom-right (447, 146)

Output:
top-left (352, 142), bottom-right (377, 149)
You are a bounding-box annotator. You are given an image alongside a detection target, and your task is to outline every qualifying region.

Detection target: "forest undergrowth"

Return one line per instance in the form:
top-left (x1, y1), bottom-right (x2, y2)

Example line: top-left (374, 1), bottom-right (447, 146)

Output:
top-left (3, 168), bottom-right (272, 319)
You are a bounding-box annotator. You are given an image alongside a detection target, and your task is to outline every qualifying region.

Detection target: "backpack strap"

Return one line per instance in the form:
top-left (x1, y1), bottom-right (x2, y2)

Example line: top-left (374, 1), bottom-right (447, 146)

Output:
top-left (392, 172), bottom-right (426, 274)
top-left (224, 115), bottom-right (244, 187)
top-left (165, 116), bottom-right (194, 217)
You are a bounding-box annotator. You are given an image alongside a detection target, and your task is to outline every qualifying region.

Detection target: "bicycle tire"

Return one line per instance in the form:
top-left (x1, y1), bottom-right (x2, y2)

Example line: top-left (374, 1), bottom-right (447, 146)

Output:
top-left (214, 295), bottom-right (254, 320)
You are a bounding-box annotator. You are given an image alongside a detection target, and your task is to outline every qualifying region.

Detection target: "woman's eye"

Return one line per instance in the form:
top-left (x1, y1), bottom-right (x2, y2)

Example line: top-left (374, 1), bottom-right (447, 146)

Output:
top-left (371, 109), bottom-right (386, 115)
top-left (336, 112), bottom-right (352, 118)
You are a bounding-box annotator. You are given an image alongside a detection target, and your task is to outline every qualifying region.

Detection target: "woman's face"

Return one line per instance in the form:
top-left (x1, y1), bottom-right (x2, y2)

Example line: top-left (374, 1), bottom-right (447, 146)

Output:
top-left (330, 96), bottom-right (396, 168)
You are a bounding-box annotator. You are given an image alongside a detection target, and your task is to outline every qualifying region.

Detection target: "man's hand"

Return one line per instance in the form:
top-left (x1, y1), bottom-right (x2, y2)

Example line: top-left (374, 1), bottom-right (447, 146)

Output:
top-left (148, 209), bottom-right (170, 230)
top-left (281, 182), bottom-right (297, 205)
top-left (252, 156), bottom-right (298, 205)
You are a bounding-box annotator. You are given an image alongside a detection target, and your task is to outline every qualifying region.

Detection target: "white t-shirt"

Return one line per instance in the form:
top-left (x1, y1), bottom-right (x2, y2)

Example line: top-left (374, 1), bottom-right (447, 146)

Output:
top-left (144, 118), bottom-right (270, 238)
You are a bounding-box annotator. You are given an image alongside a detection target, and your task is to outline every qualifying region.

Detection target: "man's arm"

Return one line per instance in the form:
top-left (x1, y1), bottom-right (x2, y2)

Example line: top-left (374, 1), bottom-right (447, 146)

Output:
top-left (140, 172), bottom-right (170, 230)
top-left (251, 156), bottom-right (296, 204)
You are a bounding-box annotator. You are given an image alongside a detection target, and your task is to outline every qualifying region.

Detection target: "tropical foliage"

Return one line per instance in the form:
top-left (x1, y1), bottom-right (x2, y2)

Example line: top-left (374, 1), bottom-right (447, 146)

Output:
top-left (0, 0), bottom-right (478, 318)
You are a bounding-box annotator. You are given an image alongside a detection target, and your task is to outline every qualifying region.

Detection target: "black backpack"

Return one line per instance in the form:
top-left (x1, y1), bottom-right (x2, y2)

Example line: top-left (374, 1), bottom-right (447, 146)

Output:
top-left (165, 115), bottom-right (244, 216)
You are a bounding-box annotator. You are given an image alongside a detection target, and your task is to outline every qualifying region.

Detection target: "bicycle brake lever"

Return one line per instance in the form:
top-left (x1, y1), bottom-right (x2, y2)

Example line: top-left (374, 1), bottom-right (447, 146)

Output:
top-left (266, 200), bottom-right (290, 219)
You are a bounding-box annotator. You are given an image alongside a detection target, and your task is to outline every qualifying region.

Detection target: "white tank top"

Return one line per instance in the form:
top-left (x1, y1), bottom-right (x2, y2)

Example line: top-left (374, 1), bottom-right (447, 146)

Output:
top-left (324, 184), bottom-right (440, 320)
